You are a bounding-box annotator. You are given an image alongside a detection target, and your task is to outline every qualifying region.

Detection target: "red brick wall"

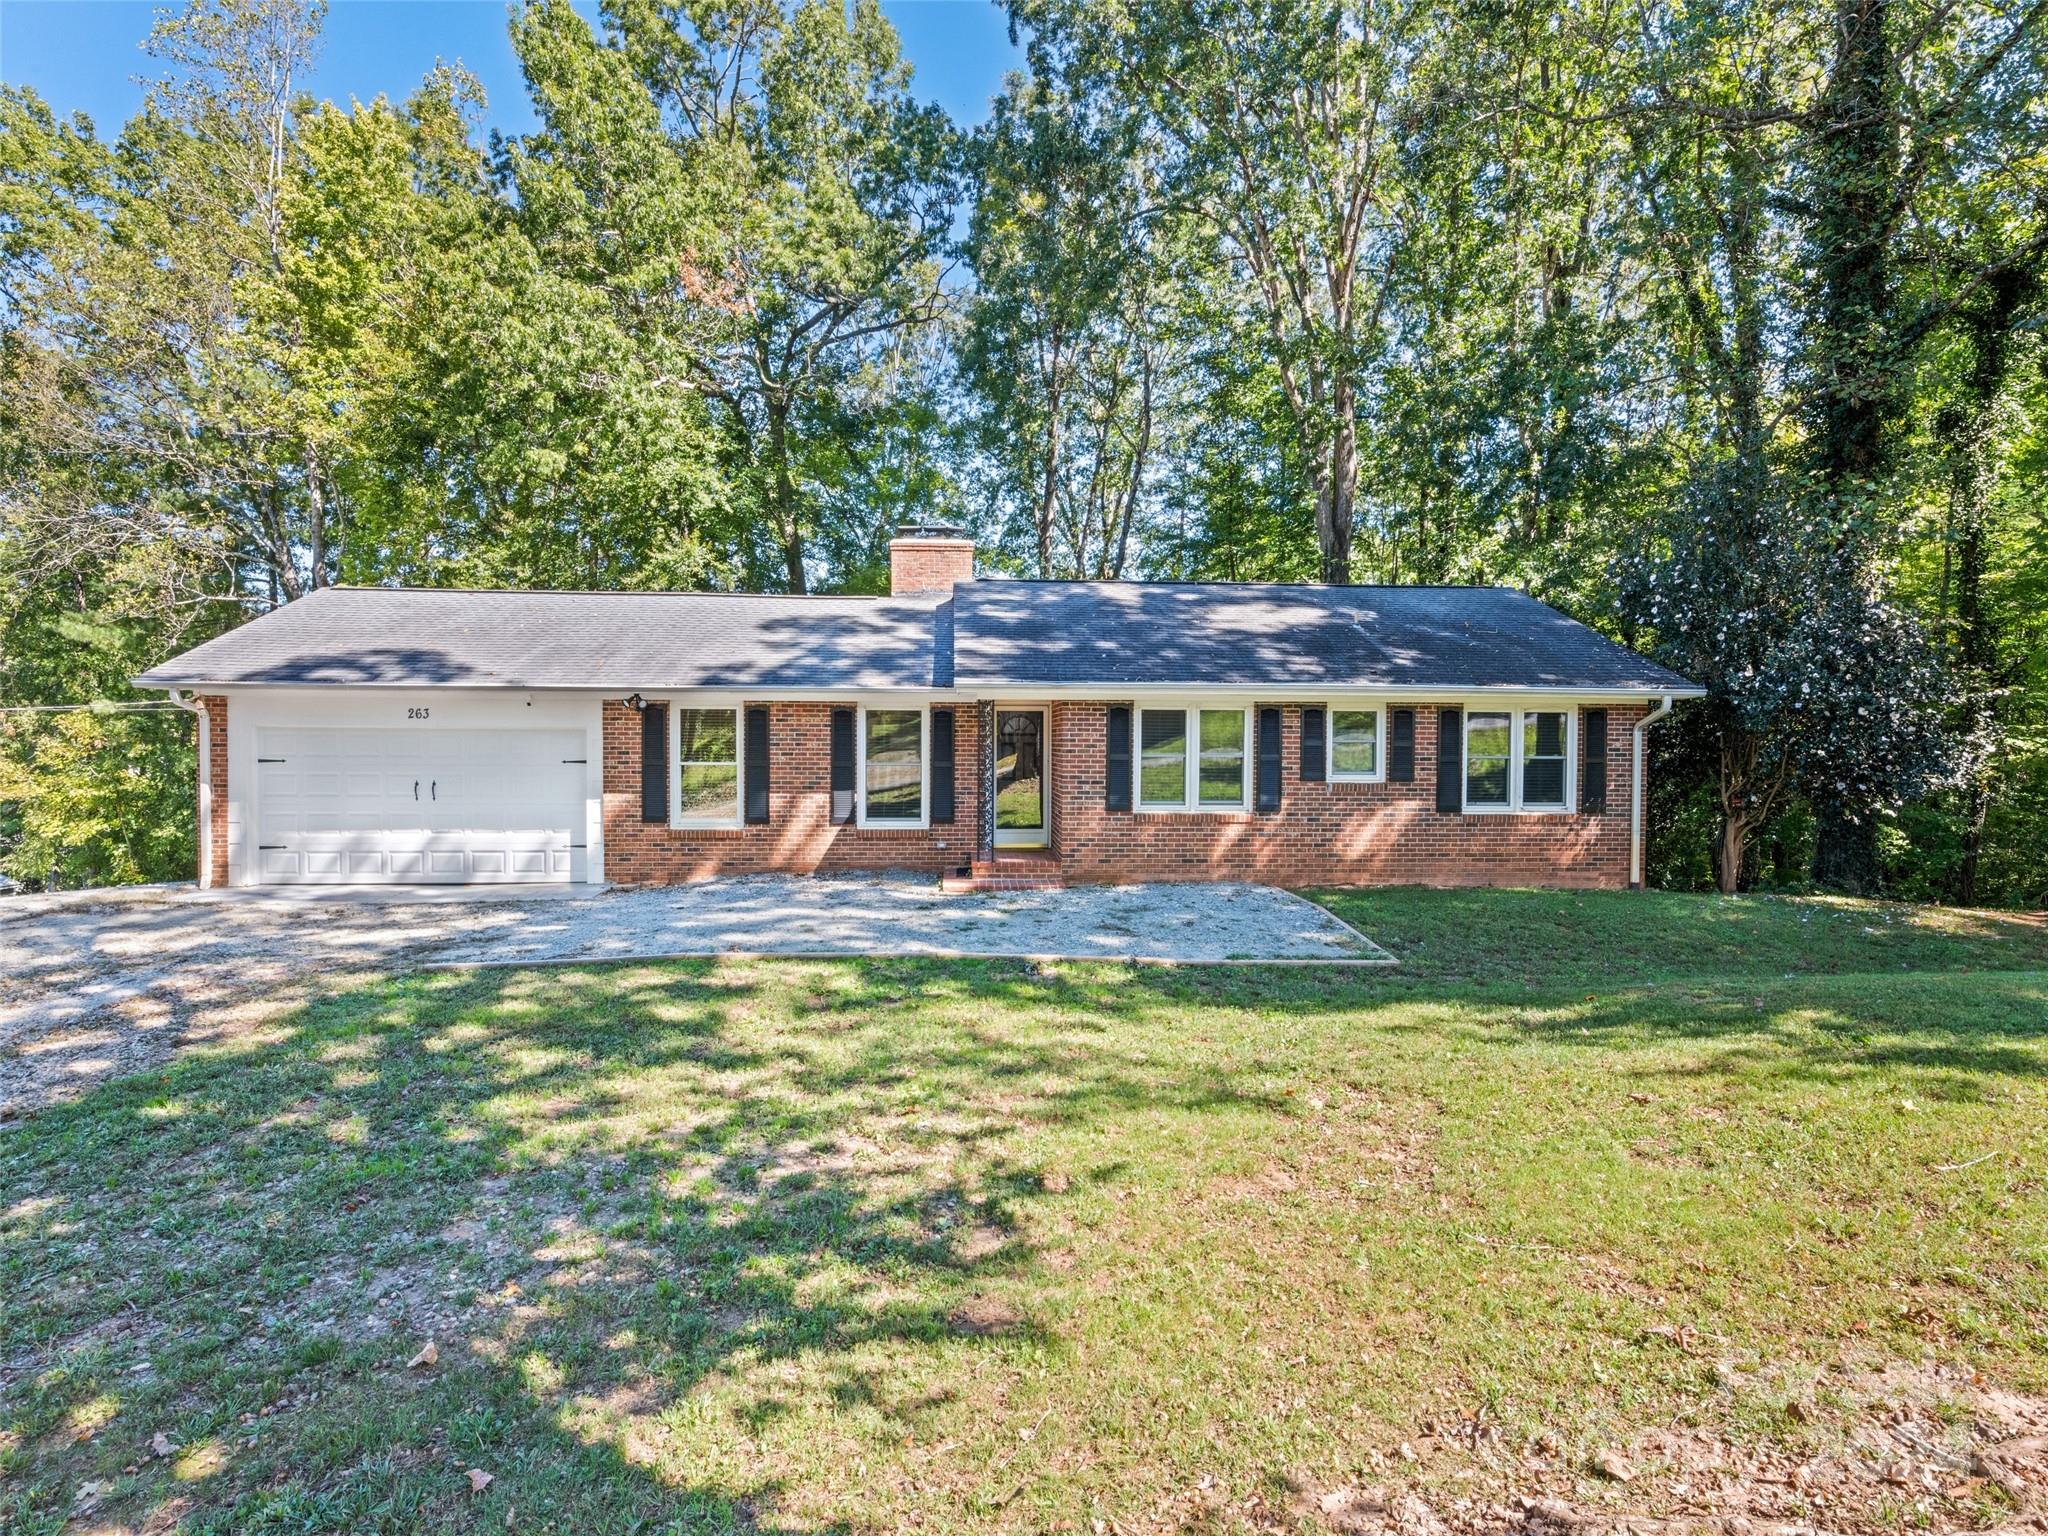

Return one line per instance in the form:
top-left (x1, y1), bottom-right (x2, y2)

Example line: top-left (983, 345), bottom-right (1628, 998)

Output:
top-left (601, 700), bottom-right (981, 882)
top-left (888, 538), bottom-right (974, 595)
top-left (198, 693), bottom-right (229, 888)
top-left (1049, 701), bottom-right (1643, 889)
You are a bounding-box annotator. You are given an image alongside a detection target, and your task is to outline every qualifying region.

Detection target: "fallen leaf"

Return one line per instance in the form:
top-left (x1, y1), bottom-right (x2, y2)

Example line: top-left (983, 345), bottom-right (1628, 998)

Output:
top-left (467, 1467), bottom-right (494, 1493)
top-left (152, 1431), bottom-right (176, 1458)
top-left (1592, 1448), bottom-right (1635, 1483)
top-left (409, 1340), bottom-right (439, 1369)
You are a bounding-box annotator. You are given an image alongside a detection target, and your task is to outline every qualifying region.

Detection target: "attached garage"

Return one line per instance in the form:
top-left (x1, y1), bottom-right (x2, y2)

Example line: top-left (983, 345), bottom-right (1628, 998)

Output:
top-left (253, 726), bottom-right (589, 884)
top-left (151, 677), bottom-right (609, 889)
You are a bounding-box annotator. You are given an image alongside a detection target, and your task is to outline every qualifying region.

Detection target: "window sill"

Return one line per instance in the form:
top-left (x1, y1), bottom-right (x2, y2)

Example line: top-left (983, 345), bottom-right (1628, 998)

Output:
top-left (1135, 805), bottom-right (1254, 817)
top-left (1328, 774), bottom-right (1386, 786)
top-left (1463, 804), bottom-right (1576, 816)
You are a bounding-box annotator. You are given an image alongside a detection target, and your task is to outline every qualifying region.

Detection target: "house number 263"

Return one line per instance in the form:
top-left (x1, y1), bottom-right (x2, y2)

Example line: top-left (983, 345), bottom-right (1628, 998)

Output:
top-left (407, 707), bottom-right (430, 720)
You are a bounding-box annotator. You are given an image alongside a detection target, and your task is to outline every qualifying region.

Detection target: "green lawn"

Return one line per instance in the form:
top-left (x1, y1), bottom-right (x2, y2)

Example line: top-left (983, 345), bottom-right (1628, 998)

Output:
top-left (3, 890), bottom-right (2044, 1535)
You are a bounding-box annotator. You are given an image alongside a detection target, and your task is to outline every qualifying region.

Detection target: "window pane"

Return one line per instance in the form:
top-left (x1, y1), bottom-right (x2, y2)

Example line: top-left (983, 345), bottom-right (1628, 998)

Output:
top-left (1522, 710), bottom-right (1568, 807)
top-left (1197, 709), bottom-right (1244, 804)
top-left (1139, 709), bottom-right (1186, 805)
top-left (677, 708), bottom-right (736, 764)
top-left (1466, 711), bottom-right (1511, 805)
top-left (1522, 758), bottom-right (1565, 805)
top-left (679, 763), bottom-right (738, 820)
top-left (1331, 709), bottom-right (1378, 776)
top-left (1468, 758), bottom-right (1511, 804)
top-left (865, 710), bottom-right (922, 820)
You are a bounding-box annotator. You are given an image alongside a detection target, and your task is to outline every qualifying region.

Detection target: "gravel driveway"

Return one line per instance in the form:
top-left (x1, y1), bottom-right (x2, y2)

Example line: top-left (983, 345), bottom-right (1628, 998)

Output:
top-left (0, 876), bottom-right (1387, 1120)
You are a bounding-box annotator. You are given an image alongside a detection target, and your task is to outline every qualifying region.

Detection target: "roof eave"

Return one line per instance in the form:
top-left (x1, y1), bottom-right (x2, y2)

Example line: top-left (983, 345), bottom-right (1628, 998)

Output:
top-left (134, 675), bottom-right (1705, 699)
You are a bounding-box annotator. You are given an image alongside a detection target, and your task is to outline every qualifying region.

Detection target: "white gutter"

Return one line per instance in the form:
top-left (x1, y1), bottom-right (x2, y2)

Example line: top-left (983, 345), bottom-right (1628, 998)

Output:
top-left (135, 679), bottom-right (1711, 703)
top-left (167, 689), bottom-right (213, 889)
top-left (1630, 694), bottom-right (1676, 890)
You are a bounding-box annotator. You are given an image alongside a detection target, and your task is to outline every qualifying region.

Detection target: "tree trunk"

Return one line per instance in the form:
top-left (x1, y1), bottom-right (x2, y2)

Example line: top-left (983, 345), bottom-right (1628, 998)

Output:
top-left (1108, 348), bottom-right (1151, 580)
top-left (1318, 385), bottom-right (1358, 584)
top-left (765, 397), bottom-right (806, 594)
top-left (1037, 404), bottom-right (1061, 579)
top-left (1716, 814), bottom-right (1746, 897)
top-left (1806, 0), bottom-right (1902, 890)
top-left (305, 442), bottom-right (326, 589)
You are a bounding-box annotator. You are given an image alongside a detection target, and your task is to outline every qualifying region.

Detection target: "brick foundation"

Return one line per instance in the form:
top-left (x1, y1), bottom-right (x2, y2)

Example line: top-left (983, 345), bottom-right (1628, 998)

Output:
top-left (601, 700), bottom-right (983, 882)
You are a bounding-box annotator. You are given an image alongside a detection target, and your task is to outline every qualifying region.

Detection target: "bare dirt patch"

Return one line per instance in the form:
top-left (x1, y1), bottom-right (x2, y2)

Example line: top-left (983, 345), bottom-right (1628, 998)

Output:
top-left (1293, 1356), bottom-right (2048, 1536)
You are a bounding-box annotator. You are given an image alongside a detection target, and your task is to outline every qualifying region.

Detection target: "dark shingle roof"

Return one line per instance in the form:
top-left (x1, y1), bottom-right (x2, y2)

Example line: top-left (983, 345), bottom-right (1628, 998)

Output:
top-left (134, 580), bottom-right (1699, 695)
top-left (134, 586), bottom-right (951, 690)
top-left (951, 581), bottom-right (1699, 692)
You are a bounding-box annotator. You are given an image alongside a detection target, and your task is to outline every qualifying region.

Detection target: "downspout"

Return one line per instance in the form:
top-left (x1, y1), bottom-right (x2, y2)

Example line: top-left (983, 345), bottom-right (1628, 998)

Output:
top-left (167, 690), bottom-right (212, 889)
top-left (1630, 694), bottom-right (1675, 891)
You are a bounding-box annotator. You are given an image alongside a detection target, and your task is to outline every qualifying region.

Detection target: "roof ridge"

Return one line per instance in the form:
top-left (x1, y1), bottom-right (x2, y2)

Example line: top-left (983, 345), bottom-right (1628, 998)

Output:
top-left (962, 577), bottom-right (1526, 593)
top-left (325, 585), bottom-right (902, 601)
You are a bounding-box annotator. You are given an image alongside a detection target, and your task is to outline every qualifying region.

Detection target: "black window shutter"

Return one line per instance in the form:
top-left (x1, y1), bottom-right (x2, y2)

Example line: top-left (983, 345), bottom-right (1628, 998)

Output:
top-left (640, 701), bottom-right (668, 823)
top-left (931, 708), bottom-right (956, 823)
top-left (1256, 706), bottom-right (1283, 812)
top-left (1105, 704), bottom-right (1132, 812)
top-left (1435, 707), bottom-right (1462, 813)
top-left (744, 705), bottom-right (770, 824)
top-left (1300, 705), bottom-right (1326, 782)
top-left (1581, 707), bottom-right (1608, 814)
top-left (1389, 708), bottom-right (1416, 782)
top-left (830, 707), bottom-right (856, 824)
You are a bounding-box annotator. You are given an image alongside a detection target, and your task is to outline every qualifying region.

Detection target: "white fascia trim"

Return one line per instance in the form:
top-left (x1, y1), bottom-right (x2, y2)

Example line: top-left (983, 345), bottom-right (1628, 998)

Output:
top-left (961, 683), bottom-right (1708, 703)
top-left (141, 680), bottom-right (1710, 708)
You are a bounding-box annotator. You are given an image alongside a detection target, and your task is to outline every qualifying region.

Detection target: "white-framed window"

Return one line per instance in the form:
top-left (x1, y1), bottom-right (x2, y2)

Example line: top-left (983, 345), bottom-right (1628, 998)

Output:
top-left (1137, 705), bottom-right (1250, 812)
top-left (858, 705), bottom-right (927, 827)
top-left (674, 706), bottom-right (741, 826)
top-left (1464, 708), bottom-right (1575, 813)
top-left (1328, 704), bottom-right (1384, 781)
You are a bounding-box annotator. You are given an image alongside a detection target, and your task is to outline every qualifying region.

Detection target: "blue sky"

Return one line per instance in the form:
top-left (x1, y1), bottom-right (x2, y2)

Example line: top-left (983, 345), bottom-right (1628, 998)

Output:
top-left (0, 0), bottom-right (1023, 139)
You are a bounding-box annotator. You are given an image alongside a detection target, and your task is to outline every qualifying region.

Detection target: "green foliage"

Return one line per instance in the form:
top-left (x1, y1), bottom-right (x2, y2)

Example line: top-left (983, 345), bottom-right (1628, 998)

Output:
top-left (0, 708), bottom-right (195, 888)
top-left (1, 0), bottom-right (2044, 900)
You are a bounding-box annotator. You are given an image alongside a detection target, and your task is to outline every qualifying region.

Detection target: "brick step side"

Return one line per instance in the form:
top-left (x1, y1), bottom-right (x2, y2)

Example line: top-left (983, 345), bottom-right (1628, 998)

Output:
top-left (943, 851), bottom-right (1065, 893)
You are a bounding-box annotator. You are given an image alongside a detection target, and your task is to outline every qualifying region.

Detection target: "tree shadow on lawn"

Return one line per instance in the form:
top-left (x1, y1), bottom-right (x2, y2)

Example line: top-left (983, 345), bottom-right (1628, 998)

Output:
top-left (4, 953), bottom-right (2044, 1531)
top-left (0, 958), bottom-right (1281, 1533)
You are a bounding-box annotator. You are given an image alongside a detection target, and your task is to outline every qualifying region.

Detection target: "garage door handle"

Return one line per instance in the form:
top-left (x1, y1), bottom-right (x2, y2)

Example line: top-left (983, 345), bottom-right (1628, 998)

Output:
top-left (413, 779), bottom-right (419, 801)
top-left (431, 780), bottom-right (437, 800)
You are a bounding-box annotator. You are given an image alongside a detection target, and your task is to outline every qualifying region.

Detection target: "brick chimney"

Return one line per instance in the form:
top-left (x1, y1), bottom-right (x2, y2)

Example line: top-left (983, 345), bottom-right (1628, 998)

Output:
top-left (888, 521), bottom-right (975, 595)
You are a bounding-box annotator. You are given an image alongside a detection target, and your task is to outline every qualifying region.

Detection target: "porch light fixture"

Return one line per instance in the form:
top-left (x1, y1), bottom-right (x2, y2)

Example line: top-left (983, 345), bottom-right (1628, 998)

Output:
top-left (625, 693), bottom-right (647, 712)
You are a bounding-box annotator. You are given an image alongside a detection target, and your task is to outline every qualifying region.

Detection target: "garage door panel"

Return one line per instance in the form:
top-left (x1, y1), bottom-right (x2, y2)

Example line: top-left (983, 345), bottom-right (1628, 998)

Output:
top-left (256, 726), bottom-right (585, 885)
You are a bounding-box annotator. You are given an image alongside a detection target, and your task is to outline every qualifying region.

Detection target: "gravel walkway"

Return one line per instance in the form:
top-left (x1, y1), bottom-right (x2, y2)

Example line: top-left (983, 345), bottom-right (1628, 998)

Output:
top-left (0, 876), bottom-right (1388, 1120)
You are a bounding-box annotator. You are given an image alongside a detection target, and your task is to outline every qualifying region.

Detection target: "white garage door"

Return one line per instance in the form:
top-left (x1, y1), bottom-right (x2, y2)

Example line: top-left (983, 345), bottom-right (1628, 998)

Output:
top-left (254, 727), bottom-right (587, 884)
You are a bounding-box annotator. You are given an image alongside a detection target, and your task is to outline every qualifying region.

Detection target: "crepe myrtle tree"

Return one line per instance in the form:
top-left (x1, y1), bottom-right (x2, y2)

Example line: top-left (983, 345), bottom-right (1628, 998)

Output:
top-left (1626, 463), bottom-right (1951, 894)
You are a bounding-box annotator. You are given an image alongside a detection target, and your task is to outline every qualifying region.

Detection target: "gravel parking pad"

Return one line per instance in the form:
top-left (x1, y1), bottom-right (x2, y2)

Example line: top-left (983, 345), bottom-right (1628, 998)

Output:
top-left (426, 874), bottom-right (1391, 969)
top-left (1, 876), bottom-right (1388, 1118)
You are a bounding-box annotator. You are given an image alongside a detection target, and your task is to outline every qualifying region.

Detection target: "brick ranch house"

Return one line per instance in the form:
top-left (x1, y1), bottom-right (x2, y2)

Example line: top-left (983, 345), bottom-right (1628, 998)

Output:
top-left (136, 525), bottom-right (1702, 892)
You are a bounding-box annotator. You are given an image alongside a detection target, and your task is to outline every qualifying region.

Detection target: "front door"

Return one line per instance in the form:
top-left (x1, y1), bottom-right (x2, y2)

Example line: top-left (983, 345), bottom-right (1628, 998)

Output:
top-left (994, 709), bottom-right (1048, 847)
